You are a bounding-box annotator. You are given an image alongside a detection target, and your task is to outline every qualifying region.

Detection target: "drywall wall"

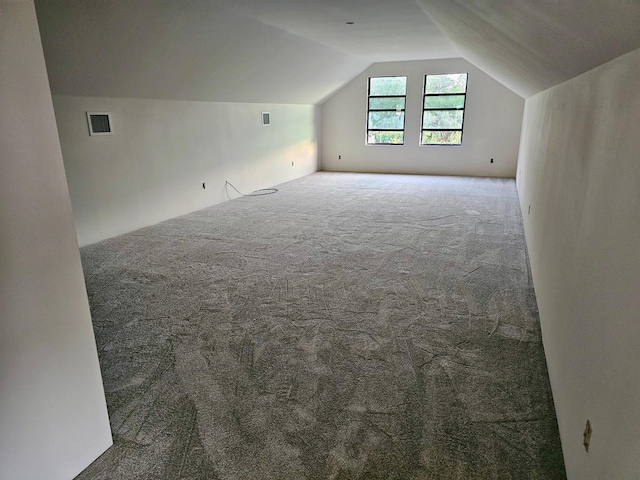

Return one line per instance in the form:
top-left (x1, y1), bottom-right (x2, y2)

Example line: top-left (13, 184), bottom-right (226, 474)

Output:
top-left (321, 58), bottom-right (524, 177)
top-left (517, 47), bottom-right (640, 479)
top-left (53, 97), bottom-right (319, 246)
top-left (0, 2), bottom-right (112, 479)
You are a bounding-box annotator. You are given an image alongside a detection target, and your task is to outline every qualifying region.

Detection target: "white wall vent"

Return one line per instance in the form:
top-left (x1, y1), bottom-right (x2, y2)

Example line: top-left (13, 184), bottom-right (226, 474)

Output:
top-left (87, 112), bottom-right (113, 136)
top-left (261, 112), bottom-right (271, 126)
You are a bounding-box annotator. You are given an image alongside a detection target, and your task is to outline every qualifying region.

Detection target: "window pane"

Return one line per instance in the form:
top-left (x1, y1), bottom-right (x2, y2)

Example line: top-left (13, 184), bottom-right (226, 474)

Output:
top-left (370, 76), bottom-right (407, 96)
top-left (424, 95), bottom-right (465, 109)
top-left (368, 111), bottom-right (405, 130)
top-left (425, 73), bottom-right (468, 94)
top-left (422, 110), bottom-right (463, 129)
top-left (369, 97), bottom-right (406, 111)
top-left (368, 131), bottom-right (404, 144)
top-left (422, 130), bottom-right (462, 145)
top-left (367, 76), bottom-right (407, 146)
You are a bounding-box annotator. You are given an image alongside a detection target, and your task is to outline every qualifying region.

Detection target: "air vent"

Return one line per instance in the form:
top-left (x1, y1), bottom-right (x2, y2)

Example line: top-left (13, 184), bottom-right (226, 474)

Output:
top-left (87, 112), bottom-right (113, 136)
top-left (262, 112), bottom-right (271, 126)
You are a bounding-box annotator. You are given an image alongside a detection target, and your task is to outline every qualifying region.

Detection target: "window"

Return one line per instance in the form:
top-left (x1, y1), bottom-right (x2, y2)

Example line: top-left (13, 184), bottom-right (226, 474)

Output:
top-left (421, 73), bottom-right (468, 145)
top-left (366, 76), bottom-right (407, 145)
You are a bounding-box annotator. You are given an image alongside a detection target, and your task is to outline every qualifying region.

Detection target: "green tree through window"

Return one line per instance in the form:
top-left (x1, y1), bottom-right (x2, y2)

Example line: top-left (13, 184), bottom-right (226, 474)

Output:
top-left (421, 73), bottom-right (468, 145)
top-left (367, 76), bottom-right (407, 145)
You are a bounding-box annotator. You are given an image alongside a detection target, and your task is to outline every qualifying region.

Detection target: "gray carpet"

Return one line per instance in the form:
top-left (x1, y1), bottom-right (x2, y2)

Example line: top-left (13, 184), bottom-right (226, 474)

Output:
top-left (77, 172), bottom-right (566, 479)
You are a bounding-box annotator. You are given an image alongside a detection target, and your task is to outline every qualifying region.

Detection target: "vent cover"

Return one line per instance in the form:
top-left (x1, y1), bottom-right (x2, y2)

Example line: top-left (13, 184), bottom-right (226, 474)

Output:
top-left (87, 112), bottom-right (113, 136)
top-left (261, 112), bottom-right (271, 126)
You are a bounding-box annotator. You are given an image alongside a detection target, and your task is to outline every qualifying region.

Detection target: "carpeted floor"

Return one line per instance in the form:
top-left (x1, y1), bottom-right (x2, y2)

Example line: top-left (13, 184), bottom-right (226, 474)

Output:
top-left (76, 172), bottom-right (566, 479)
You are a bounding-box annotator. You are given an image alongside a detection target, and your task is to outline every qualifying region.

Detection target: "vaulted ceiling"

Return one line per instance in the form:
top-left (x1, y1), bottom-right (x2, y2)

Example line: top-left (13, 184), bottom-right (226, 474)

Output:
top-left (35, 0), bottom-right (640, 103)
top-left (417, 0), bottom-right (640, 97)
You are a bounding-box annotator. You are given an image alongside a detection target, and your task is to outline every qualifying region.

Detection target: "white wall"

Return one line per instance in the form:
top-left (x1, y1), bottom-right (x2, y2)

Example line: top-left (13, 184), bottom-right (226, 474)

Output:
top-left (321, 58), bottom-right (524, 177)
top-left (0, 2), bottom-right (112, 479)
top-left (53, 97), bottom-right (319, 246)
top-left (517, 47), bottom-right (640, 480)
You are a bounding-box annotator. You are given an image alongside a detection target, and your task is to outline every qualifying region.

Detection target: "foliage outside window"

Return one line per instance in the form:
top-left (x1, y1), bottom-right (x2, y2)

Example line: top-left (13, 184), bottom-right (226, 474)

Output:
top-left (421, 73), bottom-right (468, 146)
top-left (366, 76), bottom-right (407, 145)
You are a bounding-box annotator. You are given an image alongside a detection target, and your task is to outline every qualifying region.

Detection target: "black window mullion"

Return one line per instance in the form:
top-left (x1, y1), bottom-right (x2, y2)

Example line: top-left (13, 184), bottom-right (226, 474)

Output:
top-left (423, 129), bottom-right (463, 132)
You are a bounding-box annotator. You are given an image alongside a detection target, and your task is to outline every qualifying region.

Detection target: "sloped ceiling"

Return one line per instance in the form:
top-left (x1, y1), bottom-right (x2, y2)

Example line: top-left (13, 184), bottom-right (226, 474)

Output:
top-left (416, 0), bottom-right (640, 98)
top-left (34, 0), bottom-right (455, 104)
top-left (210, 0), bottom-right (456, 62)
top-left (35, 0), bottom-right (640, 103)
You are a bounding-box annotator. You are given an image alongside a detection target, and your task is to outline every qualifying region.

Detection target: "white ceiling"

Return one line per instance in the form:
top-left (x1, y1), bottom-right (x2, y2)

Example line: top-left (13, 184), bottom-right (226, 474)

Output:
top-left (35, 0), bottom-right (640, 103)
top-left (417, 0), bottom-right (640, 98)
top-left (211, 0), bottom-right (458, 62)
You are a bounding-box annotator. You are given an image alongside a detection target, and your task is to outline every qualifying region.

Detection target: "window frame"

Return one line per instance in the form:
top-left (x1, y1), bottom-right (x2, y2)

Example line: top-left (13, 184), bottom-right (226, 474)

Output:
top-left (366, 75), bottom-right (407, 146)
top-left (420, 73), bottom-right (468, 146)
